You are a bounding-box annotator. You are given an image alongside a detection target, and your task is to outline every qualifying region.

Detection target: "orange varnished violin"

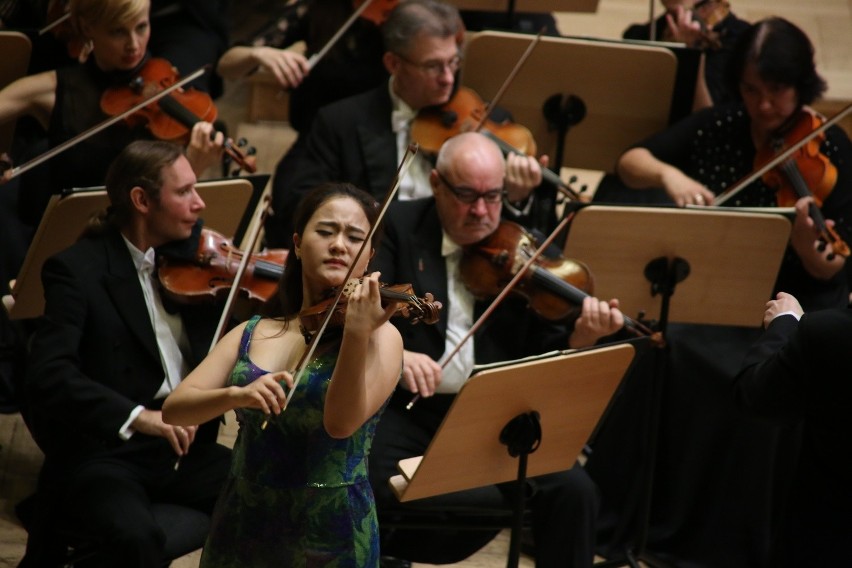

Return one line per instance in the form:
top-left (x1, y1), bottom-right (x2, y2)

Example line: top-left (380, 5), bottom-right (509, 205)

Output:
top-left (298, 278), bottom-right (442, 333)
top-left (460, 221), bottom-right (656, 339)
top-left (158, 228), bottom-right (286, 305)
top-left (755, 108), bottom-right (849, 259)
top-left (100, 58), bottom-right (257, 173)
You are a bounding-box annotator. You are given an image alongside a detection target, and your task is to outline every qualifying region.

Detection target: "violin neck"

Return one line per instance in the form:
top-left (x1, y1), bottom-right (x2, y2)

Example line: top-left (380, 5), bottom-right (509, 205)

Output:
top-left (780, 159), bottom-right (829, 230)
top-left (159, 94), bottom-right (201, 129)
top-left (528, 264), bottom-right (648, 336)
top-left (379, 288), bottom-right (414, 302)
top-left (529, 265), bottom-right (588, 305)
top-left (254, 259), bottom-right (283, 281)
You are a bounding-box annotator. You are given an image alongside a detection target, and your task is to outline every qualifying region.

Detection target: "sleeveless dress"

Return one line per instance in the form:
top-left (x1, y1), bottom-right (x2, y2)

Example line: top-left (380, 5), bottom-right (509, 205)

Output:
top-left (200, 316), bottom-right (388, 567)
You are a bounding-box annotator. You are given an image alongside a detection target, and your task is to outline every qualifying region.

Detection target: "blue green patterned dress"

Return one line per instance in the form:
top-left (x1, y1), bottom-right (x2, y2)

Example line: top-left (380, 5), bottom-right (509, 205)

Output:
top-left (200, 316), bottom-right (389, 567)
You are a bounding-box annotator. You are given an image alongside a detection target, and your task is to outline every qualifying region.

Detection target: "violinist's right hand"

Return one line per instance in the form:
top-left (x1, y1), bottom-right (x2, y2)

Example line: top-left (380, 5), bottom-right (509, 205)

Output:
top-left (660, 166), bottom-right (715, 207)
top-left (233, 370), bottom-right (293, 416)
top-left (401, 350), bottom-right (443, 398)
top-left (253, 46), bottom-right (310, 89)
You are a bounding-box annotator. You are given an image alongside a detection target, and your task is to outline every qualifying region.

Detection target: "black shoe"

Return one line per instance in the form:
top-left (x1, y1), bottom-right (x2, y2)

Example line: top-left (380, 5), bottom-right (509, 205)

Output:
top-left (379, 556), bottom-right (412, 568)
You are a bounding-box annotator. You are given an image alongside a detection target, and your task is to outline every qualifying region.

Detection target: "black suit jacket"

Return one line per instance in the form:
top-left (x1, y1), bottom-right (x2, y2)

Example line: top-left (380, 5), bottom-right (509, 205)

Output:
top-left (274, 85), bottom-right (398, 232)
top-left (25, 228), bottom-right (220, 468)
top-left (371, 198), bottom-right (567, 366)
top-left (735, 309), bottom-right (852, 564)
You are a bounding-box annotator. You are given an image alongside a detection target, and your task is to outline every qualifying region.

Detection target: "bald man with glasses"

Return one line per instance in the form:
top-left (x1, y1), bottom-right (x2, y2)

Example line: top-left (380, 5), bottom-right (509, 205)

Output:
top-left (266, 0), bottom-right (546, 248)
top-left (368, 132), bottom-right (625, 567)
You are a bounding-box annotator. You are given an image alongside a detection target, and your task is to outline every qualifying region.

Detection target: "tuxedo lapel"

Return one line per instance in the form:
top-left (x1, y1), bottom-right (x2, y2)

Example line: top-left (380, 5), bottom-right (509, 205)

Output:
top-left (408, 203), bottom-right (449, 339)
top-left (101, 232), bottom-right (161, 366)
top-left (356, 89), bottom-right (398, 196)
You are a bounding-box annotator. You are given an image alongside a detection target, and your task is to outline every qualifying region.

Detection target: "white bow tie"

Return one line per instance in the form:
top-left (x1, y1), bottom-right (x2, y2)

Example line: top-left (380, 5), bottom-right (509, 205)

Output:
top-left (391, 108), bottom-right (416, 133)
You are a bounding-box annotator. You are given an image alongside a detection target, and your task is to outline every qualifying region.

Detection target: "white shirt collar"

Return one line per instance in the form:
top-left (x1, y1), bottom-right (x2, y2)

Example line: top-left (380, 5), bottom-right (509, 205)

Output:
top-left (441, 231), bottom-right (462, 258)
top-left (122, 235), bottom-right (156, 274)
top-left (389, 77), bottom-right (418, 133)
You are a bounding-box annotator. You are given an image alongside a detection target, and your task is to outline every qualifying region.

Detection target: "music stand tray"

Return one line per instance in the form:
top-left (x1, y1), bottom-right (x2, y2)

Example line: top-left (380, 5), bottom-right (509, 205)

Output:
top-left (564, 205), bottom-right (792, 328)
top-left (390, 343), bottom-right (636, 502)
top-left (7, 178), bottom-right (257, 320)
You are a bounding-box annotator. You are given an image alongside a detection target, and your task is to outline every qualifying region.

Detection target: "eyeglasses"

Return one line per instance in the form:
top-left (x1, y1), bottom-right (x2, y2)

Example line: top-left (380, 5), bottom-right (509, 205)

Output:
top-left (395, 53), bottom-right (462, 77)
top-left (436, 170), bottom-right (505, 204)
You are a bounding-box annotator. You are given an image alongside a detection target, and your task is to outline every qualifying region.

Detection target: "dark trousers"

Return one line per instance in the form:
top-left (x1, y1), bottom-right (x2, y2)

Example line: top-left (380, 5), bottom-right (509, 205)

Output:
top-left (22, 440), bottom-right (230, 568)
top-left (370, 390), bottom-right (599, 567)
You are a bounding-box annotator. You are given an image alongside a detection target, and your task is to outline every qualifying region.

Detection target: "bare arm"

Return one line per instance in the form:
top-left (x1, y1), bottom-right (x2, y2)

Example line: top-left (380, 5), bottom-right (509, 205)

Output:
top-left (617, 147), bottom-right (715, 207)
top-left (163, 321), bottom-right (292, 426)
top-left (324, 273), bottom-right (404, 439)
top-left (217, 45), bottom-right (310, 89)
top-left (0, 71), bottom-right (57, 133)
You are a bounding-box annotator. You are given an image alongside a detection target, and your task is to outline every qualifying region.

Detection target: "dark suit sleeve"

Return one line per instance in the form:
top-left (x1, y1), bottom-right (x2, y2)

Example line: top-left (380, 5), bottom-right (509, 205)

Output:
top-left (734, 314), bottom-right (808, 422)
top-left (27, 257), bottom-right (139, 441)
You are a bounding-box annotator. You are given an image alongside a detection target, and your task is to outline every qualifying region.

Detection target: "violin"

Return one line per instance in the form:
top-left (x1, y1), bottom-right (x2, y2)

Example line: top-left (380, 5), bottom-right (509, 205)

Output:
top-left (100, 58), bottom-right (257, 173)
top-left (460, 221), bottom-right (654, 337)
top-left (158, 228), bottom-right (287, 305)
top-left (298, 278), bottom-right (442, 333)
top-left (410, 86), bottom-right (537, 156)
top-left (756, 107), bottom-right (849, 258)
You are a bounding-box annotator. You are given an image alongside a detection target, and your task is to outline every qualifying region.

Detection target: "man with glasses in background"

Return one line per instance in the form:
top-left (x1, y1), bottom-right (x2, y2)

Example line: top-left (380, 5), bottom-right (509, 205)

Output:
top-left (265, 0), bottom-right (545, 247)
top-left (369, 132), bottom-right (625, 567)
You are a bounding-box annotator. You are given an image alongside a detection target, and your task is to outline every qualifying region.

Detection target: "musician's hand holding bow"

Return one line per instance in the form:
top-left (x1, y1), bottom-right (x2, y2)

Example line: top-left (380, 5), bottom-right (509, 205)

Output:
top-left (569, 296), bottom-right (625, 349)
top-left (401, 350), bottom-right (442, 398)
top-left (789, 196), bottom-right (845, 280)
top-left (617, 148), bottom-right (715, 207)
top-left (0, 153), bottom-right (12, 184)
top-left (133, 408), bottom-right (198, 456)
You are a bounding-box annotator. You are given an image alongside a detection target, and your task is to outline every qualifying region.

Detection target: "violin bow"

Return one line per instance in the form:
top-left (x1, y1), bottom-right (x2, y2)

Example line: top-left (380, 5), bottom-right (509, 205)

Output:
top-left (39, 11), bottom-right (71, 35)
top-left (713, 101), bottom-right (852, 206)
top-left (471, 30), bottom-right (583, 202)
top-left (2, 66), bottom-right (207, 182)
top-left (306, 0), bottom-right (379, 70)
top-left (208, 194), bottom-right (273, 353)
top-left (260, 143), bottom-right (418, 429)
top-left (406, 211), bottom-right (574, 410)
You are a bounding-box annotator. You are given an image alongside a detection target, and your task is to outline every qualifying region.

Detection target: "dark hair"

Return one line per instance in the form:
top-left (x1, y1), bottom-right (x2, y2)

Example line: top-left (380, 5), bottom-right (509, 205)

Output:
top-left (85, 140), bottom-right (184, 235)
top-left (267, 183), bottom-right (381, 319)
top-left (726, 17), bottom-right (827, 105)
top-left (382, 0), bottom-right (461, 56)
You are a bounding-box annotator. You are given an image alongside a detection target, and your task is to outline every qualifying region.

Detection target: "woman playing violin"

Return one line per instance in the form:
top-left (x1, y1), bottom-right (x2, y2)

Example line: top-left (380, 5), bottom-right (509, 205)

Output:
top-left (163, 183), bottom-right (403, 568)
top-left (0, 0), bottom-right (224, 224)
top-left (617, 16), bottom-right (852, 310)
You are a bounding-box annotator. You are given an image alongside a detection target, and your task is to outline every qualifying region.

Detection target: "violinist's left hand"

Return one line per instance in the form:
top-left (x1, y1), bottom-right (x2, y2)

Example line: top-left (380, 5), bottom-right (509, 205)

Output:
top-left (789, 196), bottom-right (846, 280)
top-left (665, 5), bottom-right (704, 48)
top-left (343, 272), bottom-right (398, 337)
top-left (568, 296), bottom-right (624, 349)
top-left (504, 153), bottom-right (547, 203)
top-left (185, 121), bottom-right (225, 177)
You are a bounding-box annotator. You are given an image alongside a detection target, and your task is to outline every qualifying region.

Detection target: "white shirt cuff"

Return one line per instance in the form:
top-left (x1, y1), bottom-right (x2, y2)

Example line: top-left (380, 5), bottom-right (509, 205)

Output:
top-left (772, 310), bottom-right (802, 323)
top-left (119, 405), bottom-right (145, 440)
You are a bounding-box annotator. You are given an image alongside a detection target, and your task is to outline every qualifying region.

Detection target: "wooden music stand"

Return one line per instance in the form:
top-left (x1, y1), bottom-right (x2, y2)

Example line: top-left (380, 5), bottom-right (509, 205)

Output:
top-left (562, 205), bottom-right (790, 568)
top-left (390, 343), bottom-right (636, 567)
top-left (461, 31), bottom-right (677, 172)
top-left (0, 31), bottom-right (32, 150)
top-left (5, 177), bottom-right (258, 320)
top-left (564, 205), bottom-right (792, 328)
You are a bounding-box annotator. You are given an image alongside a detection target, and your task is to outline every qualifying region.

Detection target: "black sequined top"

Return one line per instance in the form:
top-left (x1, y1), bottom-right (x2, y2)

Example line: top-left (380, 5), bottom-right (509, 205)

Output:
top-left (638, 102), bottom-right (852, 310)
